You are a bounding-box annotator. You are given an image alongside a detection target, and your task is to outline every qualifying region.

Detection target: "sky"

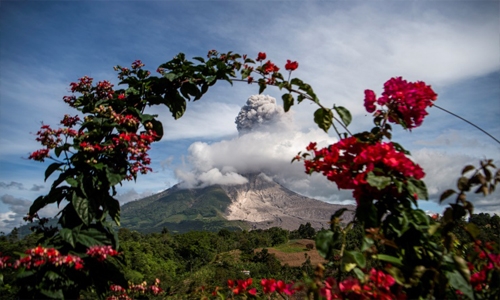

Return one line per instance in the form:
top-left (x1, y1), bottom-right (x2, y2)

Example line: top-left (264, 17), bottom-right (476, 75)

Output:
top-left (0, 0), bottom-right (499, 233)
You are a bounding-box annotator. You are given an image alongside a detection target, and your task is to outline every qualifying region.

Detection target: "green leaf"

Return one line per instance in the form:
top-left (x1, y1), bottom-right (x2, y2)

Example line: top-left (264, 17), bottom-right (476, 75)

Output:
top-left (29, 195), bottom-right (47, 215)
top-left (344, 250), bottom-right (366, 268)
top-left (453, 255), bottom-right (471, 282)
top-left (40, 288), bottom-right (64, 300)
top-left (45, 163), bottom-right (63, 181)
top-left (333, 105), bottom-right (352, 127)
top-left (353, 267), bottom-right (365, 280)
top-left (45, 270), bottom-right (63, 281)
top-left (107, 197), bottom-right (121, 226)
top-left (315, 230), bottom-right (334, 259)
top-left (333, 208), bottom-right (348, 219)
top-left (75, 232), bottom-right (102, 248)
top-left (428, 223), bottom-right (440, 236)
top-left (457, 176), bottom-right (470, 192)
top-left (59, 228), bottom-right (76, 248)
top-left (165, 73), bottom-right (177, 82)
top-left (412, 209), bottom-right (430, 226)
top-left (72, 192), bottom-right (91, 226)
top-left (366, 172), bottom-right (391, 190)
top-left (361, 236), bottom-right (374, 252)
top-left (65, 177), bottom-right (78, 187)
top-left (205, 75), bottom-right (216, 85)
top-left (374, 254), bottom-right (403, 266)
top-left (258, 81), bottom-right (266, 94)
top-left (150, 118), bottom-right (164, 141)
top-left (282, 94), bottom-right (294, 112)
top-left (166, 93), bottom-right (187, 120)
top-left (446, 269), bottom-right (474, 300)
top-left (407, 178), bottom-right (428, 200)
top-left (106, 168), bottom-right (123, 186)
top-left (290, 78), bottom-right (304, 86)
top-left (462, 165), bottom-right (476, 175)
top-left (313, 108), bottom-right (333, 133)
top-left (344, 263), bottom-right (357, 272)
top-left (193, 56), bottom-right (205, 63)
top-left (465, 223), bottom-right (480, 239)
top-left (440, 189), bottom-right (456, 203)
top-left (391, 142), bottom-right (410, 155)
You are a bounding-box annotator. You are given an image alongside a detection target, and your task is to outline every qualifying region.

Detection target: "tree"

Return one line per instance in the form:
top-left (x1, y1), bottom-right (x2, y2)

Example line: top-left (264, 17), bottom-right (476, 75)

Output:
top-left (297, 222), bottom-right (316, 239)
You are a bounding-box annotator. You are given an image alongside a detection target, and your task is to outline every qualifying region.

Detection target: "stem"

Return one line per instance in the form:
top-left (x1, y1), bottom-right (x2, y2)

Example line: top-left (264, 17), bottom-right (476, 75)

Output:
top-left (433, 104), bottom-right (500, 144)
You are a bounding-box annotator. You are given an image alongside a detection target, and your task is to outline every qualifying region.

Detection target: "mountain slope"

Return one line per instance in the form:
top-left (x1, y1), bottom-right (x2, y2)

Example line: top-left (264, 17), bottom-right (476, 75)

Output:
top-left (221, 173), bottom-right (354, 230)
top-left (120, 185), bottom-right (248, 233)
top-left (120, 173), bottom-right (354, 233)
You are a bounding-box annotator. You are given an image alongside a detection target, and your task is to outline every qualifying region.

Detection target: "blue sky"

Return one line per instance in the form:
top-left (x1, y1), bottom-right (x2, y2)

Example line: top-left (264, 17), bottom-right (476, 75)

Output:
top-left (1, 1), bottom-right (499, 233)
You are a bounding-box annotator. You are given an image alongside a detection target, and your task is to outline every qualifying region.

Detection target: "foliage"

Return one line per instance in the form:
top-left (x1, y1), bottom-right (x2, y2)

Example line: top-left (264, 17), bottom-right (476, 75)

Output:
top-left (0, 49), bottom-right (498, 298)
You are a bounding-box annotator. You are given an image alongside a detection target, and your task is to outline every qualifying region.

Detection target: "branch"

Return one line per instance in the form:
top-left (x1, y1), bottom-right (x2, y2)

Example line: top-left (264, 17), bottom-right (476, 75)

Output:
top-left (433, 104), bottom-right (500, 144)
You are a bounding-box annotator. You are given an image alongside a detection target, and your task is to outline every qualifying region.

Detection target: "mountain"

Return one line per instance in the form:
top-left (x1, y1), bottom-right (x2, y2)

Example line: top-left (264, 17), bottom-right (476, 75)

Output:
top-left (120, 173), bottom-right (355, 233)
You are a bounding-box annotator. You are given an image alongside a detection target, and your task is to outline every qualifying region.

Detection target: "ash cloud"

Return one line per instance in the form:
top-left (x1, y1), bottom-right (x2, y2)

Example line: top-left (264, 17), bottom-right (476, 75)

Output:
top-left (173, 95), bottom-right (500, 212)
top-left (174, 94), bottom-right (350, 202)
top-left (235, 95), bottom-right (291, 135)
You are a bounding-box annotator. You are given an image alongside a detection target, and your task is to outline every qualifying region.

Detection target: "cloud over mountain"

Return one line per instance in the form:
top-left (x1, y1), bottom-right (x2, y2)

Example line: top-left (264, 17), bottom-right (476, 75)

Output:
top-left (174, 94), bottom-right (353, 202)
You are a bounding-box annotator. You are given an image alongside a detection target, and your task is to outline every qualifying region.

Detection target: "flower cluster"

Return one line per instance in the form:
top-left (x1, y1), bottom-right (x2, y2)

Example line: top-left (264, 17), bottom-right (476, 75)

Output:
top-left (107, 278), bottom-right (163, 300)
top-left (240, 52), bottom-right (299, 85)
top-left (28, 149), bottom-right (50, 162)
top-left (261, 278), bottom-right (297, 295)
top-left (0, 253), bottom-right (11, 269)
top-left (262, 60), bottom-right (280, 75)
top-left (321, 269), bottom-right (404, 300)
top-left (256, 52), bottom-right (266, 61)
top-left (70, 75), bottom-right (93, 94)
top-left (110, 130), bottom-right (157, 178)
top-left (12, 246), bottom-right (84, 271)
top-left (86, 245), bottom-right (120, 262)
top-left (285, 59), bottom-right (299, 71)
top-left (131, 59), bottom-right (145, 70)
top-left (29, 123), bottom-right (79, 161)
top-left (467, 240), bottom-right (500, 293)
top-left (302, 137), bottom-right (425, 202)
top-left (95, 80), bottom-right (114, 100)
top-left (61, 114), bottom-right (80, 127)
top-left (364, 77), bottom-right (437, 129)
top-left (227, 278), bottom-right (256, 296)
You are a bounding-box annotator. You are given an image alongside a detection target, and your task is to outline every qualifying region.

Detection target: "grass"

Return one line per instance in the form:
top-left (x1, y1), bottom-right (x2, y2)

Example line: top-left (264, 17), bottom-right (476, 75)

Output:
top-left (272, 242), bottom-right (307, 253)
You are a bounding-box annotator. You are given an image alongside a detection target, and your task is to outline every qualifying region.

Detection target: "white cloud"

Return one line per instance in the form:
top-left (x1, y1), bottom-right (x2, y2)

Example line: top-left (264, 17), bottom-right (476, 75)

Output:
top-left (114, 189), bottom-right (155, 204)
top-left (412, 148), bottom-right (500, 213)
top-left (1, 1), bottom-right (499, 232)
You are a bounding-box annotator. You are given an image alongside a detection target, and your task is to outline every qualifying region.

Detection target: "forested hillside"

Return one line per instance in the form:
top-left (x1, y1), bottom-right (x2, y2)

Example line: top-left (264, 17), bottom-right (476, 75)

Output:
top-left (1, 213), bottom-right (498, 298)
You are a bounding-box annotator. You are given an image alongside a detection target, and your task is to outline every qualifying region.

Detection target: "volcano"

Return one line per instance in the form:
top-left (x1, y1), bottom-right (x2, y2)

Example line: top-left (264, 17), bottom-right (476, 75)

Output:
top-left (120, 173), bottom-right (354, 233)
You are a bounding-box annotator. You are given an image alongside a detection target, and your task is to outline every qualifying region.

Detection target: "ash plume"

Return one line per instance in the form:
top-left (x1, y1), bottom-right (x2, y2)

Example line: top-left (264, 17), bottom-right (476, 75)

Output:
top-left (235, 95), bottom-right (290, 134)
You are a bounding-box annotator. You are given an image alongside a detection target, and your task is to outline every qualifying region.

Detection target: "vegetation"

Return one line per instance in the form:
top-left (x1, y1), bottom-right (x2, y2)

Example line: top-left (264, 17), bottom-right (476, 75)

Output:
top-left (0, 50), bottom-right (498, 299)
top-left (1, 214), bottom-right (498, 299)
top-left (120, 185), bottom-right (248, 234)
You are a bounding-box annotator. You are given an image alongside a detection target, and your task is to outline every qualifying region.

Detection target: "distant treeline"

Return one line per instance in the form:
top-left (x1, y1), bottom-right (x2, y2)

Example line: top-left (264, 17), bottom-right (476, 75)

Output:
top-left (0, 213), bottom-right (498, 298)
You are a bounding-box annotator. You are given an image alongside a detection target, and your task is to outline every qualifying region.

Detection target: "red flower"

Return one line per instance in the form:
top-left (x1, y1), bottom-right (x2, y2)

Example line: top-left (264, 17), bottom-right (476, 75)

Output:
top-left (262, 60), bottom-right (279, 74)
top-left (285, 60), bottom-right (298, 71)
top-left (364, 89), bottom-right (377, 113)
top-left (366, 77), bottom-right (437, 129)
top-left (257, 52), bottom-right (267, 61)
top-left (304, 137), bottom-right (425, 204)
top-left (28, 149), bottom-right (50, 162)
